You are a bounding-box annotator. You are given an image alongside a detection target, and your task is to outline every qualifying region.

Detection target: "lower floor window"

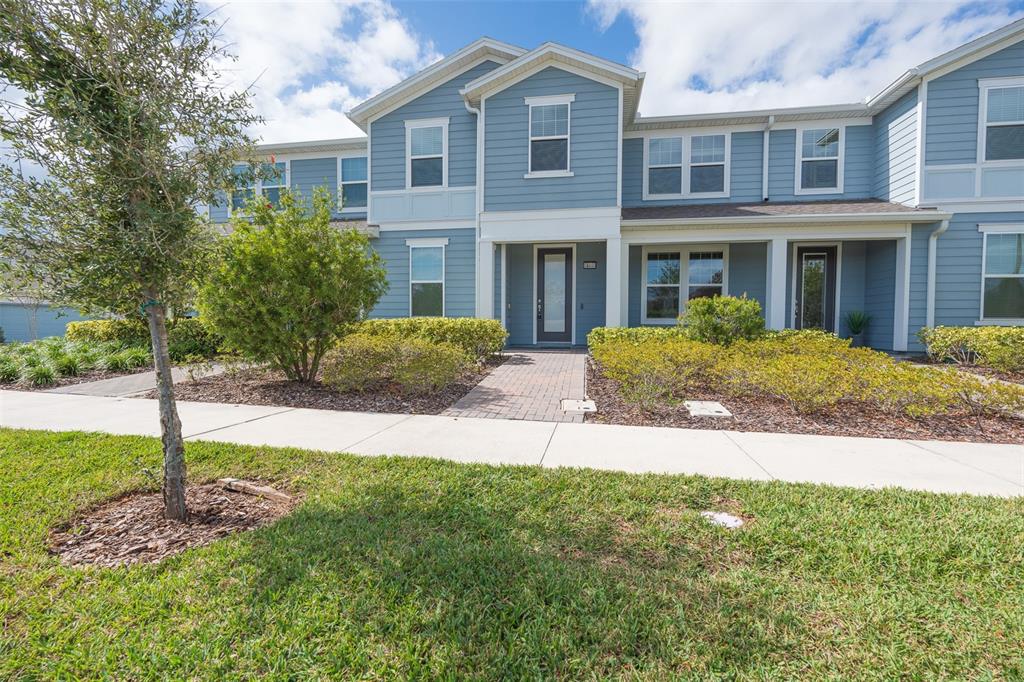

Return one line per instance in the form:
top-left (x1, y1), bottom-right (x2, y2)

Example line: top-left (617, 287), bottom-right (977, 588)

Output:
top-left (410, 245), bottom-right (444, 316)
top-left (983, 231), bottom-right (1024, 319)
top-left (643, 248), bottom-right (725, 322)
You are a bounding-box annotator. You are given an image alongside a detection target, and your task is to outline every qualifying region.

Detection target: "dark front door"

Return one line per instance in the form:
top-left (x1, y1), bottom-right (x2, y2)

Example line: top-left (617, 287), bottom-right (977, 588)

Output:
top-left (794, 246), bottom-right (837, 332)
top-left (536, 247), bottom-right (573, 343)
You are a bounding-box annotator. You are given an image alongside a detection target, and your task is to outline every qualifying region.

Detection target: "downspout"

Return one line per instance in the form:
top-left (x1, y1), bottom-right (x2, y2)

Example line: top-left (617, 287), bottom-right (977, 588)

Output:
top-left (761, 115), bottom-right (775, 201)
top-left (925, 218), bottom-right (949, 328)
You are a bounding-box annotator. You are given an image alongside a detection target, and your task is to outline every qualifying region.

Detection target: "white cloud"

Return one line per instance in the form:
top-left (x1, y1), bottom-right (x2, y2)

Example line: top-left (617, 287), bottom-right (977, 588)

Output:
top-left (589, 0), bottom-right (1024, 116)
top-left (207, 0), bottom-right (441, 142)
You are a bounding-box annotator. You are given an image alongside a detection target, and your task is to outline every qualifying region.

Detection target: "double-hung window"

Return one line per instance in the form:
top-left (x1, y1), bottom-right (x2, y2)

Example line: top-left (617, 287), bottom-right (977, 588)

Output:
top-left (526, 95), bottom-right (572, 176)
top-left (642, 247), bottom-right (727, 323)
top-left (260, 161), bottom-right (287, 208)
top-left (796, 127), bottom-right (842, 194)
top-left (230, 161), bottom-right (287, 213)
top-left (406, 118), bottom-right (447, 188)
top-left (981, 225), bottom-right (1024, 321)
top-left (340, 156), bottom-right (367, 211)
top-left (980, 78), bottom-right (1024, 162)
top-left (647, 137), bottom-right (683, 195)
top-left (689, 134), bottom-right (727, 194)
top-left (230, 164), bottom-right (255, 212)
top-left (408, 239), bottom-right (446, 317)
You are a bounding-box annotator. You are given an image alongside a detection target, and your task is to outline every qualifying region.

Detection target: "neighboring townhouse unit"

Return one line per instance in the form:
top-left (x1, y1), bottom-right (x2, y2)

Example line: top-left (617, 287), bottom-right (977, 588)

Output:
top-left (200, 19), bottom-right (1022, 352)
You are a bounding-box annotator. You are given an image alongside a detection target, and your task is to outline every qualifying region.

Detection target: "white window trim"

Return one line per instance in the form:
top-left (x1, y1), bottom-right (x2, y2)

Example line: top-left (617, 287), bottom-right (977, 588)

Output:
top-left (338, 153), bottom-right (368, 214)
top-left (640, 244), bottom-right (730, 325)
top-left (978, 223), bottom-right (1024, 323)
top-left (793, 125), bottom-right (844, 196)
top-left (977, 76), bottom-right (1024, 167)
top-left (405, 117), bottom-right (449, 190)
top-left (229, 160), bottom-right (289, 217)
top-left (641, 134), bottom-right (731, 200)
top-left (407, 237), bottom-right (448, 317)
top-left (525, 93), bottom-right (574, 179)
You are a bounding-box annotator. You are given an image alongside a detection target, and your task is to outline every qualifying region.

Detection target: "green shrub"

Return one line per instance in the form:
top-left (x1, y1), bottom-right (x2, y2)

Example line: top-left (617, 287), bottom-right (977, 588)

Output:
top-left (591, 336), bottom-right (719, 406)
top-left (587, 326), bottom-right (686, 350)
top-left (918, 326), bottom-right (1024, 373)
top-left (52, 353), bottom-right (83, 377)
top-left (167, 318), bottom-right (221, 361)
top-left (679, 295), bottom-right (765, 345)
top-left (121, 347), bottom-right (152, 368)
top-left (0, 358), bottom-right (19, 383)
top-left (66, 317), bottom-right (220, 361)
top-left (322, 333), bottom-right (471, 395)
top-left (22, 363), bottom-right (56, 387)
top-left (66, 318), bottom-right (149, 346)
top-left (359, 318), bottom-right (508, 362)
top-left (100, 350), bottom-right (134, 372)
top-left (198, 188), bottom-right (387, 382)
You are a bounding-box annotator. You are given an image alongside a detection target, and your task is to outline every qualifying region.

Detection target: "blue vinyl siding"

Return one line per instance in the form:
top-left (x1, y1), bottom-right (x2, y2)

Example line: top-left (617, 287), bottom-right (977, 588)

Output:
top-left (907, 224), bottom-right (936, 351)
top-left (367, 228), bottom-right (476, 319)
top-left (863, 240), bottom-right (897, 350)
top-left (621, 131), bottom-right (764, 207)
top-left (767, 125), bottom-right (874, 201)
top-left (925, 40), bottom-right (1024, 166)
top-left (371, 60), bottom-right (500, 191)
top-left (727, 242), bottom-right (767, 311)
top-left (505, 244), bottom-right (533, 345)
top-left (0, 304), bottom-right (89, 342)
top-left (484, 67), bottom-right (619, 211)
top-left (575, 242), bottom-right (606, 343)
top-left (838, 241), bottom-right (866, 338)
top-left (873, 89), bottom-right (919, 204)
top-left (933, 211), bottom-right (1024, 327)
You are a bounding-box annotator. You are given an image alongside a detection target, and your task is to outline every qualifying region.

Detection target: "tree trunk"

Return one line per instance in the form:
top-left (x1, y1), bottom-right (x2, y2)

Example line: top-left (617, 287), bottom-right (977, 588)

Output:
top-left (145, 300), bottom-right (188, 521)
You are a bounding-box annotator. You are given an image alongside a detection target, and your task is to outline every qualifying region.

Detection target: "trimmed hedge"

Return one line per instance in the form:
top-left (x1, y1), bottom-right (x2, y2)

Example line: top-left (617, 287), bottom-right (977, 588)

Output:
top-left (358, 318), bottom-right (507, 362)
top-left (918, 326), bottom-right (1024, 373)
top-left (322, 333), bottom-right (471, 395)
top-left (679, 295), bottom-right (765, 345)
top-left (66, 317), bottom-right (221, 361)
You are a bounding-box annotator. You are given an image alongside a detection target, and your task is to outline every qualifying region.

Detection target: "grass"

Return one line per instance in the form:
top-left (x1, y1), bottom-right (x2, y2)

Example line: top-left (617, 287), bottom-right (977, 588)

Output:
top-left (2, 427), bottom-right (1023, 679)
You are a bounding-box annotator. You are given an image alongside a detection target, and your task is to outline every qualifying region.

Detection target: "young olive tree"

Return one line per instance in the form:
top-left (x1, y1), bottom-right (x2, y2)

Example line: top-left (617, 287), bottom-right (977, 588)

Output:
top-left (198, 188), bottom-right (388, 383)
top-left (0, 0), bottom-right (259, 520)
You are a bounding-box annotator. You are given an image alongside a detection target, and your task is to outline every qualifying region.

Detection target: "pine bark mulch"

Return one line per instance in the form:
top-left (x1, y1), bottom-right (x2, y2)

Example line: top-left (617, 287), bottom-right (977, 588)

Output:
top-left (50, 482), bottom-right (298, 567)
top-left (11, 366), bottom-right (152, 392)
top-left (585, 358), bottom-right (1024, 444)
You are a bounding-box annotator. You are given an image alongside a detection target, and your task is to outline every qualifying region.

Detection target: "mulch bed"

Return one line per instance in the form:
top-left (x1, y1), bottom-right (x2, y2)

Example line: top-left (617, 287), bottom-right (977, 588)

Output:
top-left (50, 482), bottom-right (298, 567)
top-left (160, 357), bottom-right (505, 415)
top-left (7, 366), bottom-right (152, 392)
top-left (585, 358), bottom-right (1024, 444)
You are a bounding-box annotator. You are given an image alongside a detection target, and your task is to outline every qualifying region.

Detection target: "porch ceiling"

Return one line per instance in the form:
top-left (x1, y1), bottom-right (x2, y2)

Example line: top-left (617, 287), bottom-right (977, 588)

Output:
top-left (621, 200), bottom-right (950, 227)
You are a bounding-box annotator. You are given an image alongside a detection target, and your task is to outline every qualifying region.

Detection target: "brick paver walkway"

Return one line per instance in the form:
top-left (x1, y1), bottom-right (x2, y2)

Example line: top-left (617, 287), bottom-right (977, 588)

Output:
top-left (443, 350), bottom-right (587, 423)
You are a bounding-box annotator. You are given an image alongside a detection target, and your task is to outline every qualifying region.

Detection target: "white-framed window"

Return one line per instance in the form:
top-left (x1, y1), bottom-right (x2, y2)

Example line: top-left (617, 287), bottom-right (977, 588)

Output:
top-left (979, 77), bottom-right (1024, 163)
top-left (795, 126), bottom-right (843, 194)
top-left (405, 118), bottom-right (448, 189)
top-left (980, 224), bottom-right (1024, 321)
top-left (641, 245), bottom-right (728, 324)
top-left (407, 238), bottom-right (447, 317)
top-left (689, 134), bottom-right (727, 195)
top-left (230, 160), bottom-right (288, 214)
top-left (526, 94), bottom-right (573, 177)
top-left (647, 137), bottom-right (683, 196)
top-left (339, 155), bottom-right (367, 211)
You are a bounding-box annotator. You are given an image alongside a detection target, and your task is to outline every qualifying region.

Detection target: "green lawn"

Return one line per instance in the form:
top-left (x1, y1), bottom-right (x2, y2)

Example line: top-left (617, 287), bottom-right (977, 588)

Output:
top-left (2, 428), bottom-right (1022, 679)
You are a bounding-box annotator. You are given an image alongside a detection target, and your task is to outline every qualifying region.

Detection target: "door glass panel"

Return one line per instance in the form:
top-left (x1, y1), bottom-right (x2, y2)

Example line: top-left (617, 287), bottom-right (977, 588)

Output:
top-left (543, 254), bottom-right (566, 333)
top-left (801, 254), bottom-right (827, 329)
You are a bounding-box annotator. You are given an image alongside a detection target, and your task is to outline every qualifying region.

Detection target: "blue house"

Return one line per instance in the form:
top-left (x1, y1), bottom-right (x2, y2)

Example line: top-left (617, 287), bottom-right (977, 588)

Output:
top-left (204, 20), bottom-right (1024, 351)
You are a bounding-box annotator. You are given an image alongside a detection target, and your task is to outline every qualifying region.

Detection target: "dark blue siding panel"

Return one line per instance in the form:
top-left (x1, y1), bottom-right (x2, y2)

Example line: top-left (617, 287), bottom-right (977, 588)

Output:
top-left (371, 60), bottom-right (501, 191)
top-left (839, 241), bottom-right (867, 338)
top-left (863, 240), bottom-right (897, 350)
top-left (628, 245), bottom-right (642, 327)
top-left (575, 241), bottom-right (606, 343)
top-left (484, 67), bottom-right (619, 211)
top-left (728, 242), bottom-right (767, 312)
top-left (367, 228), bottom-right (476, 319)
top-left (505, 243), bottom-right (533, 345)
top-left (907, 224), bottom-right (936, 351)
top-left (0, 304), bottom-right (89, 342)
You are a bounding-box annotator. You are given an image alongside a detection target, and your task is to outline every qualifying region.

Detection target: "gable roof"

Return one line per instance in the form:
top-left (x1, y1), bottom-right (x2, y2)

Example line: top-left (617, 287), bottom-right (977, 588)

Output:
top-left (460, 42), bottom-right (644, 121)
top-left (346, 37), bottom-right (526, 130)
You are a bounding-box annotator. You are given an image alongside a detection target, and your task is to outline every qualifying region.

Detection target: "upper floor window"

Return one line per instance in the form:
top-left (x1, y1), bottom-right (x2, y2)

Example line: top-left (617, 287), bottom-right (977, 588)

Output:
top-left (340, 156), bottom-right (367, 210)
top-left (981, 225), bottom-right (1024, 321)
top-left (406, 118), bottom-right (447, 188)
top-left (796, 126), bottom-right (843, 194)
top-left (689, 134), bottom-right (726, 194)
top-left (980, 78), bottom-right (1024, 162)
top-left (526, 94), bottom-right (573, 177)
top-left (230, 161), bottom-right (287, 213)
top-left (648, 137), bottom-right (682, 195)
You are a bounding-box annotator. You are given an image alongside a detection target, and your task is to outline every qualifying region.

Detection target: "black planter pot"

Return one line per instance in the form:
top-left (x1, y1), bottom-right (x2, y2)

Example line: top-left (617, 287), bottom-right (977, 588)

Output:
top-left (849, 333), bottom-right (865, 347)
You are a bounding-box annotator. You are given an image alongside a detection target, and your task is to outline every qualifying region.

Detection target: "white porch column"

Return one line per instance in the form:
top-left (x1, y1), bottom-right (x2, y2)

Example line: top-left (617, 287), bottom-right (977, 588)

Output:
top-left (766, 237), bottom-right (788, 330)
top-left (476, 239), bottom-right (495, 319)
top-left (605, 237), bottom-right (623, 327)
top-left (893, 233), bottom-right (911, 351)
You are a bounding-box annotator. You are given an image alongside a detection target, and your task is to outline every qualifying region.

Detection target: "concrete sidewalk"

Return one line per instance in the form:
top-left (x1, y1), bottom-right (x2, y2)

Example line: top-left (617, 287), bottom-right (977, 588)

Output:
top-left (46, 364), bottom-right (224, 398)
top-left (2, 389), bottom-right (1022, 497)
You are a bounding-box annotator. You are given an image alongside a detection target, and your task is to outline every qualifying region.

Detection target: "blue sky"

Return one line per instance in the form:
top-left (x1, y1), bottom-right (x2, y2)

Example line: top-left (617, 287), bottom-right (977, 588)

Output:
top-left (204, 0), bottom-right (1024, 143)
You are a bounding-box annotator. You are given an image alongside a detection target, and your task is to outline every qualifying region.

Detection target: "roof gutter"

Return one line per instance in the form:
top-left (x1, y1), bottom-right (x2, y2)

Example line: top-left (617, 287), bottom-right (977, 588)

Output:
top-left (621, 211), bottom-right (952, 229)
top-left (925, 218), bottom-right (950, 328)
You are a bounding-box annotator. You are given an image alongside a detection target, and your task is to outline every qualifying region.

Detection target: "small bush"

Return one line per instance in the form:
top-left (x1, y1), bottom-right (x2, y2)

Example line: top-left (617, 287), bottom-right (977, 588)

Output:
top-left (121, 347), bottom-right (152, 368)
top-left (167, 318), bottom-right (221, 361)
top-left (322, 333), bottom-right (471, 395)
top-left (66, 317), bottom-right (221, 360)
top-left (679, 295), bottom-right (765, 345)
top-left (101, 350), bottom-right (134, 372)
top-left (919, 326), bottom-right (1024, 373)
top-left (587, 326), bottom-right (686, 350)
top-left (23, 363), bottom-right (56, 387)
top-left (0, 359), bottom-right (19, 383)
top-left (66, 319), bottom-right (149, 346)
top-left (359, 318), bottom-right (508, 362)
top-left (52, 353), bottom-right (83, 377)
top-left (591, 336), bottom-right (719, 406)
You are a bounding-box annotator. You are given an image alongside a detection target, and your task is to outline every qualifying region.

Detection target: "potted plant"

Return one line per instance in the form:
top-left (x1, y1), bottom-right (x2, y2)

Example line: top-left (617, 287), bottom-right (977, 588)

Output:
top-left (844, 311), bottom-right (871, 347)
